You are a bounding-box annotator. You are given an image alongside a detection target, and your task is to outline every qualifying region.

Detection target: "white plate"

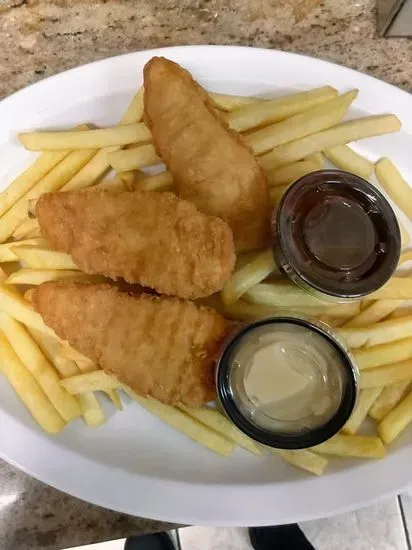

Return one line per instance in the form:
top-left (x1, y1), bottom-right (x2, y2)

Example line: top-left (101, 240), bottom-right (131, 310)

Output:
top-left (1, 46), bottom-right (412, 526)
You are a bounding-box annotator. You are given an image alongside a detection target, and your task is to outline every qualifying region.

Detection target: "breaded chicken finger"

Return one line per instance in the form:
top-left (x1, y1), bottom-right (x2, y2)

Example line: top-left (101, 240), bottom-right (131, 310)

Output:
top-left (36, 189), bottom-right (236, 300)
top-left (33, 282), bottom-right (230, 407)
top-left (144, 57), bottom-right (270, 252)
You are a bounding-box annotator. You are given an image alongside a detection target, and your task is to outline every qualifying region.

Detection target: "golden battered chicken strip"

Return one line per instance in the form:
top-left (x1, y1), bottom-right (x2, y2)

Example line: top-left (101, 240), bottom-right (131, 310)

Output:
top-left (33, 282), bottom-right (230, 406)
top-left (36, 189), bottom-right (235, 300)
top-left (144, 57), bottom-right (270, 252)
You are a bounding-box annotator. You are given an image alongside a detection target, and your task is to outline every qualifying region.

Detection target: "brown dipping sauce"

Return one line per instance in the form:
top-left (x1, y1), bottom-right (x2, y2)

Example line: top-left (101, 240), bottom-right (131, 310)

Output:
top-left (273, 170), bottom-right (401, 301)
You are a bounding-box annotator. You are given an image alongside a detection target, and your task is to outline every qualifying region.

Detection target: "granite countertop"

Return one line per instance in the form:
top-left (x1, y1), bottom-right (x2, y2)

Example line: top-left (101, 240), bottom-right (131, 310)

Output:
top-left (0, 1), bottom-right (411, 549)
top-left (0, 460), bottom-right (174, 550)
top-left (0, 0), bottom-right (412, 100)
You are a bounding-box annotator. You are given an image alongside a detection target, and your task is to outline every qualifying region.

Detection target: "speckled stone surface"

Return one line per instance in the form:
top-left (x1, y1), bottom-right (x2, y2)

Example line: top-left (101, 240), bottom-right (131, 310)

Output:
top-left (0, 460), bottom-right (175, 550)
top-left (0, 1), bottom-right (411, 549)
top-left (0, 0), bottom-right (412, 101)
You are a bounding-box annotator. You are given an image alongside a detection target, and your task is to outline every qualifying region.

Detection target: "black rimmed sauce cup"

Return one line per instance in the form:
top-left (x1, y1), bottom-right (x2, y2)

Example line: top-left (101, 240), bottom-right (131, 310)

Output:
top-left (273, 169), bottom-right (401, 302)
top-left (216, 317), bottom-right (358, 450)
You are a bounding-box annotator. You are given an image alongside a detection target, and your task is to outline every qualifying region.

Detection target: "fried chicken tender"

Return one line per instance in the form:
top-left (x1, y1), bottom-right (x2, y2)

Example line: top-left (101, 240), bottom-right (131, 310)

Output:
top-left (144, 56), bottom-right (270, 252)
top-left (36, 189), bottom-right (235, 300)
top-left (32, 282), bottom-right (230, 406)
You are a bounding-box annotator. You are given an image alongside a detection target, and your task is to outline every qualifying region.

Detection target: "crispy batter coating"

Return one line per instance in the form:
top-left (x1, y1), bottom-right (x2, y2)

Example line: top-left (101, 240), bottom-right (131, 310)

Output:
top-left (144, 56), bottom-right (270, 252)
top-left (33, 282), bottom-right (230, 406)
top-left (36, 189), bottom-right (235, 300)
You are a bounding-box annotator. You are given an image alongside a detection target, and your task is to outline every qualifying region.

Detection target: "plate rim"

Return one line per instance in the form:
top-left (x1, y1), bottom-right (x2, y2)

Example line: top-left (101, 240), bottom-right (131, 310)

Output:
top-left (2, 44), bottom-right (411, 108)
top-left (1, 44), bottom-right (412, 526)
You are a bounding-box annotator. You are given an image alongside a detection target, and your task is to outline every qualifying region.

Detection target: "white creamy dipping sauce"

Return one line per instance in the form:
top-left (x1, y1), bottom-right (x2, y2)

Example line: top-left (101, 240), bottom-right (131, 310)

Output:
top-left (230, 323), bottom-right (345, 433)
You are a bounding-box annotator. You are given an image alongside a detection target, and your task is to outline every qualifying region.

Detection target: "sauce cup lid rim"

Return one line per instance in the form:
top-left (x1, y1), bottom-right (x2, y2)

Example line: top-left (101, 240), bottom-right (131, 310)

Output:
top-left (216, 316), bottom-right (358, 450)
top-left (273, 169), bottom-right (401, 300)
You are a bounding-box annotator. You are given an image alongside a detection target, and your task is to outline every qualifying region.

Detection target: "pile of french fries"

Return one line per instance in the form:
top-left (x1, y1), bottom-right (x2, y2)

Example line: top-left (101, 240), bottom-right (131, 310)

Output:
top-left (1, 76), bottom-right (412, 478)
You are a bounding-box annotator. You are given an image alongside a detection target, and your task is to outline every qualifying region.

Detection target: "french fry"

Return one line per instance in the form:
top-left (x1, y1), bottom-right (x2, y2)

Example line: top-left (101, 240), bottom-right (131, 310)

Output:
top-left (266, 159), bottom-right (321, 187)
top-left (353, 337), bottom-right (412, 370)
top-left (233, 250), bottom-right (264, 271)
top-left (5, 83), bottom-right (412, 461)
top-left (77, 391), bottom-right (105, 427)
top-left (12, 218), bottom-right (41, 241)
top-left (104, 389), bottom-right (123, 411)
top-left (61, 370), bottom-right (119, 394)
top-left (375, 158), bottom-right (412, 219)
top-left (365, 277), bottom-right (412, 300)
top-left (134, 171), bottom-right (174, 192)
top-left (0, 238), bottom-right (48, 263)
top-left (227, 86), bottom-right (338, 132)
top-left (135, 396), bottom-right (235, 457)
top-left (19, 123), bottom-right (151, 151)
top-left (179, 405), bottom-right (261, 455)
top-left (312, 434), bottom-right (385, 459)
top-left (26, 198), bottom-right (37, 218)
top-left (11, 247), bottom-right (79, 270)
top-left (0, 331), bottom-right (65, 433)
top-left (108, 144), bottom-right (160, 172)
top-left (388, 307), bottom-right (412, 320)
top-left (92, 179), bottom-right (127, 192)
top-left (221, 297), bottom-right (359, 321)
top-left (212, 108), bottom-right (229, 122)
top-left (0, 283), bottom-right (55, 335)
top-left (273, 449), bottom-right (328, 476)
top-left (222, 249), bottom-right (276, 305)
top-left (360, 359), bottom-right (412, 388)
top-left (59, 344), bottom-right (97, 368)
top-left (61, 87), bottom-right (145, 192)
top-left (0, 314), bottom-right (81, 422)
top-left (399, 220), bottom-right (410, 249)
top-left (339, 316), bottom-right (412, 349)
top-left (343, 299), bottom-right (404, 328)
top-left (27, 327), bottom-right (79, 378)
top-left (309, 153), bottom-right (324, 168)
top-left (221, 299), bottom-right (280, 320)
top-left (304, 304), bottom-right (361, 320)
top-left (342, 387), bottom-right (382, 434)
top-left (74, 358), bottom-right (98, 373)
top-left (60, 343), bottom-right (98, 373)
top-left (369, 381), bottom-right (410, 421)
top-left (26, 226), bottom-right (42, 238)
top-left (359, 299), bottom-right (374, 311)
top-left (0, 147), bottom-right (97, 243)
top-left (117, 170), bottom-right (136, 190)
top-left (399, 250), bottom-right (412, 265)
top-left (0, 151), bottom-right (71, 217)
top-left (121, 86), bottom-right (145, 124)
top-left (378, 389), bottom-right (412, 444)
top-left (259, 115), bottom-right (401, 171)
top-left (269, 185), bottom-right (289, 204)
top-left (6, 268), bottom-right (88, 286)
top-left (245, 282), bottom-right (333, 308)
top-left (246, 90), bottom-right (357, 155)
top-left (323, 145), bottom-right (373, 180)
top-left (61, 147), bottom-right (118, 192)
top-left (208, 92), bottom-right (264, 112)
top-left (24, 288), bottom-right (35, 303)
